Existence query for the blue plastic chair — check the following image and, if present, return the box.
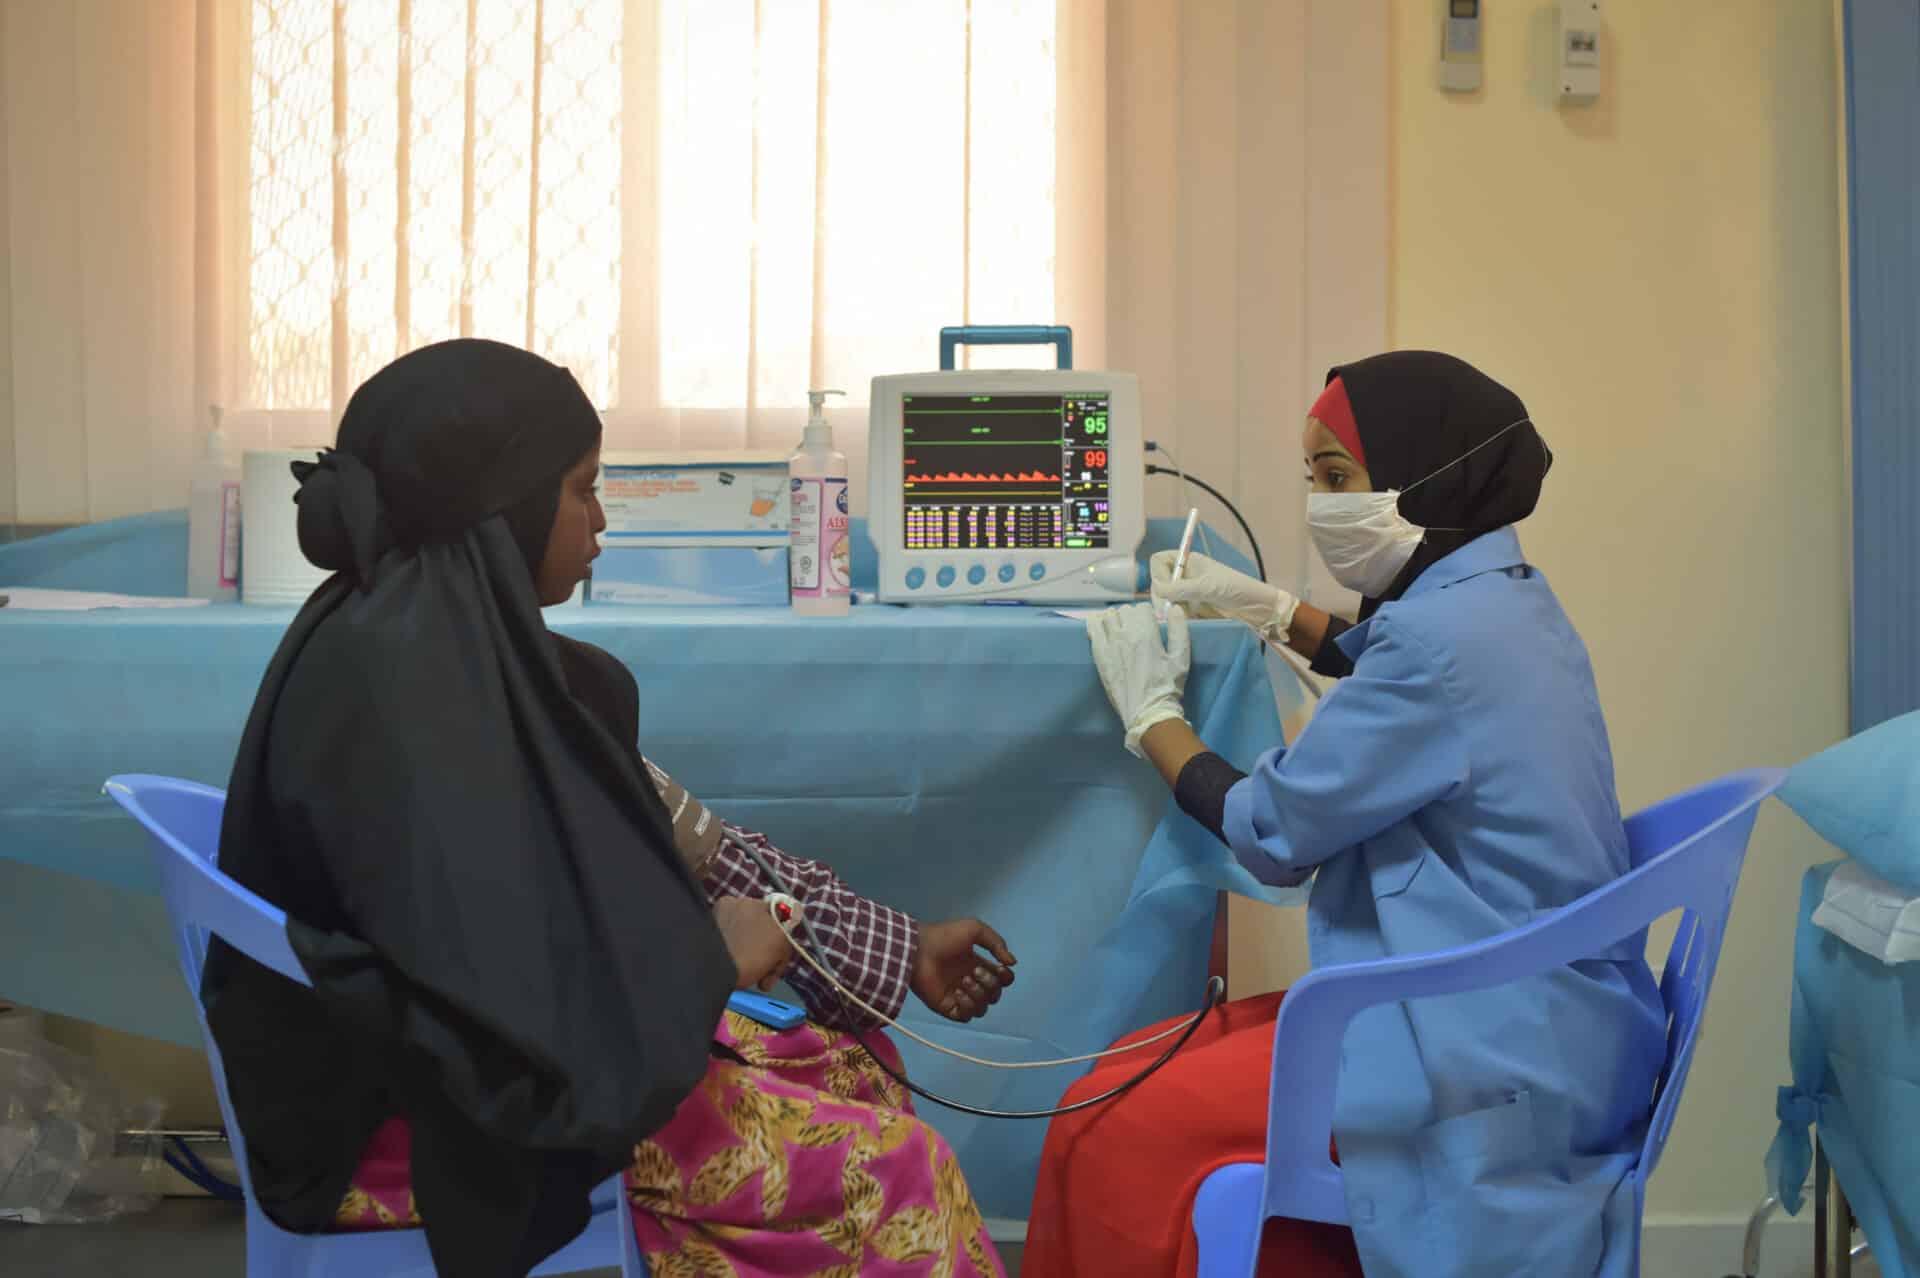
[104,774,639,1277]
[1190,767,1787,1278]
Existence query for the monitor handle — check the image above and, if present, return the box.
[938,325,1073,371]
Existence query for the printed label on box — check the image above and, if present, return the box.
[600,459,789,544]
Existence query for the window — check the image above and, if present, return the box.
[244,0,1060,428]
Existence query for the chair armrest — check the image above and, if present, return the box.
[171,853,309,987]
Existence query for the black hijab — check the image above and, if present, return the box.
[1329,350,1552,619]
[202,340,734,1277]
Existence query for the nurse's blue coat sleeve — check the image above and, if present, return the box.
[1221,615,1470,886]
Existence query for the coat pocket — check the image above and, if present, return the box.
[1413,1089,1537,1181]
[1405,1090,1619,1277]
[1403,1091,1548,1276]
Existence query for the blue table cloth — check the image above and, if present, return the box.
[1767,861,1920,1276]
[1,512,1300,1219]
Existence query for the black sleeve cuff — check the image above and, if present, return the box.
[1174,751,1248,846]
[1309,615,1355,679]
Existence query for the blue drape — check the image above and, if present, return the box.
[1844,0,1920,731]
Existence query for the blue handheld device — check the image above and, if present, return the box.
[727,989,806,1030]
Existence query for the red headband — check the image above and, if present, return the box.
[1309,376,1365,468]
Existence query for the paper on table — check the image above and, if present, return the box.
[1050,605,1172,622]
[0,587,211,611]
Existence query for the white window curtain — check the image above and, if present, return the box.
[2,0,1384,599]
[1102,0,1387,606]
[236,0,1074,495]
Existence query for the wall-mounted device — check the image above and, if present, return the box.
[1559,0,1601,103]
[1440,0,1482,93]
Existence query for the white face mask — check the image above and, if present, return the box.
[1306,416,1534,598]
[1306,491,1424,597]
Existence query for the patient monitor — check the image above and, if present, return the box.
[867,369,1145,604]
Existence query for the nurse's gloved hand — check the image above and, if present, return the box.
[1087,601,1190,758]
[1150,551,1299,644]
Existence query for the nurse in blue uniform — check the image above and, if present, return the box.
[1027,351,1666,1278]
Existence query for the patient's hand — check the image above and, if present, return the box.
[713,895,792,992]
[913,920,1017,1023]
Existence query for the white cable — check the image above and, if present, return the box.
[762,893,1204,1070]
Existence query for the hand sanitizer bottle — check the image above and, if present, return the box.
[789,389,850,616]
[187,405,242,601]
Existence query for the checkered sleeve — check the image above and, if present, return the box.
[699,823,920,1031]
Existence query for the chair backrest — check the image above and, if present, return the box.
[1620,769,1782,1185]
[1255,767,1785,1231]
[101,774,303,1213]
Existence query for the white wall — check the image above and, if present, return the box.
[1231,0,1849,1236]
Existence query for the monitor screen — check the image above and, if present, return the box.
[900,391,1111,551]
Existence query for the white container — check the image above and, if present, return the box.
[241,448,333,606]
[186,408,241,601]
[789,389,850,617]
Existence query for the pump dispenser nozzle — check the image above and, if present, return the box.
[803,389,846,448]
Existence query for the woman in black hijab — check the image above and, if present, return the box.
[1039,352,1662,1278]
[205,340,1010,1278]
[202,339,738,1275]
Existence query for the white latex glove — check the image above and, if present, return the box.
[1086,602,1191,757]
[1149,551,1299,644]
